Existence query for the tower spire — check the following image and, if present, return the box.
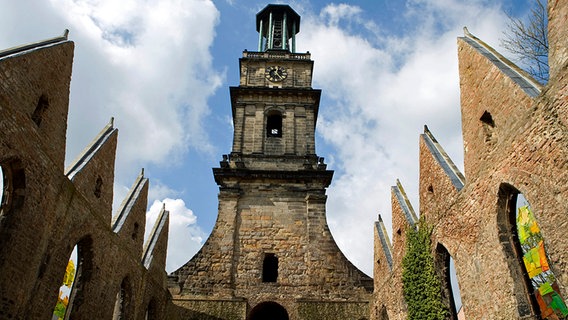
[256,4,300,52]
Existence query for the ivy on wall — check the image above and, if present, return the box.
[402,218,448,320]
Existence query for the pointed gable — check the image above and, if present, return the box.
[419,126,464,221]
[65,119,118,222]
[143,204,169,274]
[112,169,149,258]
[457,29,539,179]
[0,30,74,170]
[390,180,418,266]
[374,215,393,279]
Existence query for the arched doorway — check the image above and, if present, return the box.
[248,301,289,320]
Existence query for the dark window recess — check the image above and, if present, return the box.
[267,114,282,137]
[94,176,103,198]
[32,94,49,127]
[132,222,139,240]
[480,111,495,143]
[262,253,278,282]
[0,166,5,209]
[480,111,495,127]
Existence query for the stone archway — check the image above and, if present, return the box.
[248,301,289,320]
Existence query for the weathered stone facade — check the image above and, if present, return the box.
[168,5,373,319]
[4,1,568,319]
[373,1,568,319]
[0,34,171,319]
[0,4,373,320]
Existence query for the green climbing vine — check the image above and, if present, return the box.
[402,218,449,320]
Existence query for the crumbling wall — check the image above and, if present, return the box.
[0,36,171,319]
[373,3,568,318]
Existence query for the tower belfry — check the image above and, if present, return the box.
[256,4,300,52]
[169,4,373,319]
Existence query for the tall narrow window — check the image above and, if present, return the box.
[266,113,282,137]
[480,110,495,143]
[498,185,568,319]
[435,244,462,320]
[262,253,278,282]
[60,236,93,319]
[53,247,78,320]
[32,94,49,127]
[0,166,4,212]
[145,299,157,320]
[113,278,132,320]
[0,160,26,237]
[514,194,568,319]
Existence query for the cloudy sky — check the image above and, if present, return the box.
[0,0,533,275]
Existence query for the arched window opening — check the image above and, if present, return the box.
[515,194,568,319]
[145,299,157,320]
[113,277,132,320]
[58,236,94,319]
[248,301,288,320]
[266,113,282,137]
[53,246,78,320]
[94,176,103,198]
[377,305,389,320]
[480,111,495,143]
[435,244,462,320]
[132,222,139,241]
[32,94,49,127]
[0,160,26,237]
[449,258,463,318]
[0,166,4,211]
[498,185,568,319]
[262,253,278,283]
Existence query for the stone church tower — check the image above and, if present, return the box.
[167,4,373,320]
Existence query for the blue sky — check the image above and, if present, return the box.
[1,0,533,277]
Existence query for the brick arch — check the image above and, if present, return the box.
[496,183,541,318]
[248,301,289,320]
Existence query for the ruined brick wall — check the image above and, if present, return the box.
[373,4,568,318]
[0,38,172,319]
[372,182,417,320]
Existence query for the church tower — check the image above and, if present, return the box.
[168,5,373,320]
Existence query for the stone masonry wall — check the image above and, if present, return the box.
[372,183,417,320]
[0,39,171,319]
[170,172,372,320]
[373,8,568,319]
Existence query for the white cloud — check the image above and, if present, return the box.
[0,0,219,275]
[148,180,183,203]
[42,0,222,177]
[145,198,205,273]
[299,1,510,275]
[320,4,362,26]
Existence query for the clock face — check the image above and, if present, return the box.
[265,66,288,82]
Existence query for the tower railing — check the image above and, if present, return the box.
[243,50,311,60]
